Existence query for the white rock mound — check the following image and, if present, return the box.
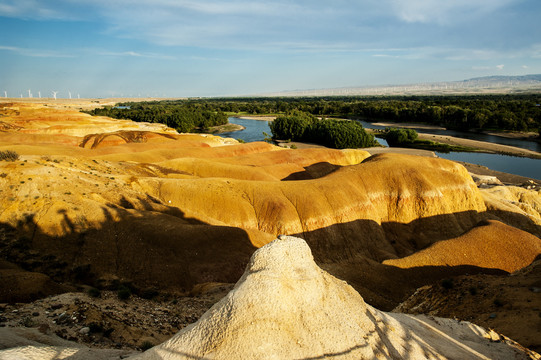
[135,236,532,360]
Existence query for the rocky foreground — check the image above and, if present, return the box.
[1,237,538,359]
[0,101,540,357]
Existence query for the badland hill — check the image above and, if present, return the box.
[0,101,540,357]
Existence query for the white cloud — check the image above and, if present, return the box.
[389,0,517,24]
[97,50,175,60]
[0,45,75,58]
[472,64,506,71]
[140,0,290,16]
[1,0,537,57]
[0,0,76,20]
[0,0,356,49]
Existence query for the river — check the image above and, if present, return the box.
[220,117,541,180]
[358,120,541,153]
[220,117,273,143]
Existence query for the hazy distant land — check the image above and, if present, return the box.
[258,74,541,97]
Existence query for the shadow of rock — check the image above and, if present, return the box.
[292,211,485,263]
[291,211,540,310]
[1,204,538,313]
[0,209,259,301]
[281,162,340,181]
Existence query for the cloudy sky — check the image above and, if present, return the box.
[1,0,540,97]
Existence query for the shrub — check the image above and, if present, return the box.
[140,289,159,300]
[140,341,154,351]
[384,128,418,146]
[441,278,454,289]
[87,287,101,298]
[270,110,315,141]
[21,316,35,327]
[88,322,104,334]
[117,285,132,300]
[0,150,19,162]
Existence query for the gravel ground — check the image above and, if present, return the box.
[0,285,232,351]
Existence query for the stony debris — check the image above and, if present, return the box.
[0,286,231,351]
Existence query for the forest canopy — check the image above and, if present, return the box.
[269,110,377,149]
[83,94,541,136]
[83,101,228,133]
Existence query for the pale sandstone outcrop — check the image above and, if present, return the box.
[481,185,541,237]
[482,186,541,223]
[0,328,134,360]
[134,236,533,360]
[469,172,504,186]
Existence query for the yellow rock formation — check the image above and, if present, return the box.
[1,101,539,310]
[383,220,541,272]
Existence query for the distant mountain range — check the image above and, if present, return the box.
[260,74,541,97]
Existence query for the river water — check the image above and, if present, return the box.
[358,120,541,152]
[220,117,273,143]
[220,117,541,180]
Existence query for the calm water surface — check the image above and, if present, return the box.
[220,117,541,180]
[358,120,541,152]
[220,117,271,142]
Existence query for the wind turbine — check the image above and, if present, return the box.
[38,91,41,98]
[68,91,72,99]
[77,94,80,99]
[3,91,6,98]
[52,91,58,100]
[28,89,32,98]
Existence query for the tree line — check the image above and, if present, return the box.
[84,101,228,133]
[83,95,541,136]
[208,94,541,134]
[269,110,377,149]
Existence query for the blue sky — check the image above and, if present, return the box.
[1,0,540,98]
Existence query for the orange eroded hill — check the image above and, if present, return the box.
[135,152,486,262]
[1,101,540,312]
[383,220,541,272]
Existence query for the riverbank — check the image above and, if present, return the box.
[207,123,245,134]
[482,130,540,141]
[371,121,446,131]
[416,133,541,159]
[367,120,540,142]
[238,115,276,121]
